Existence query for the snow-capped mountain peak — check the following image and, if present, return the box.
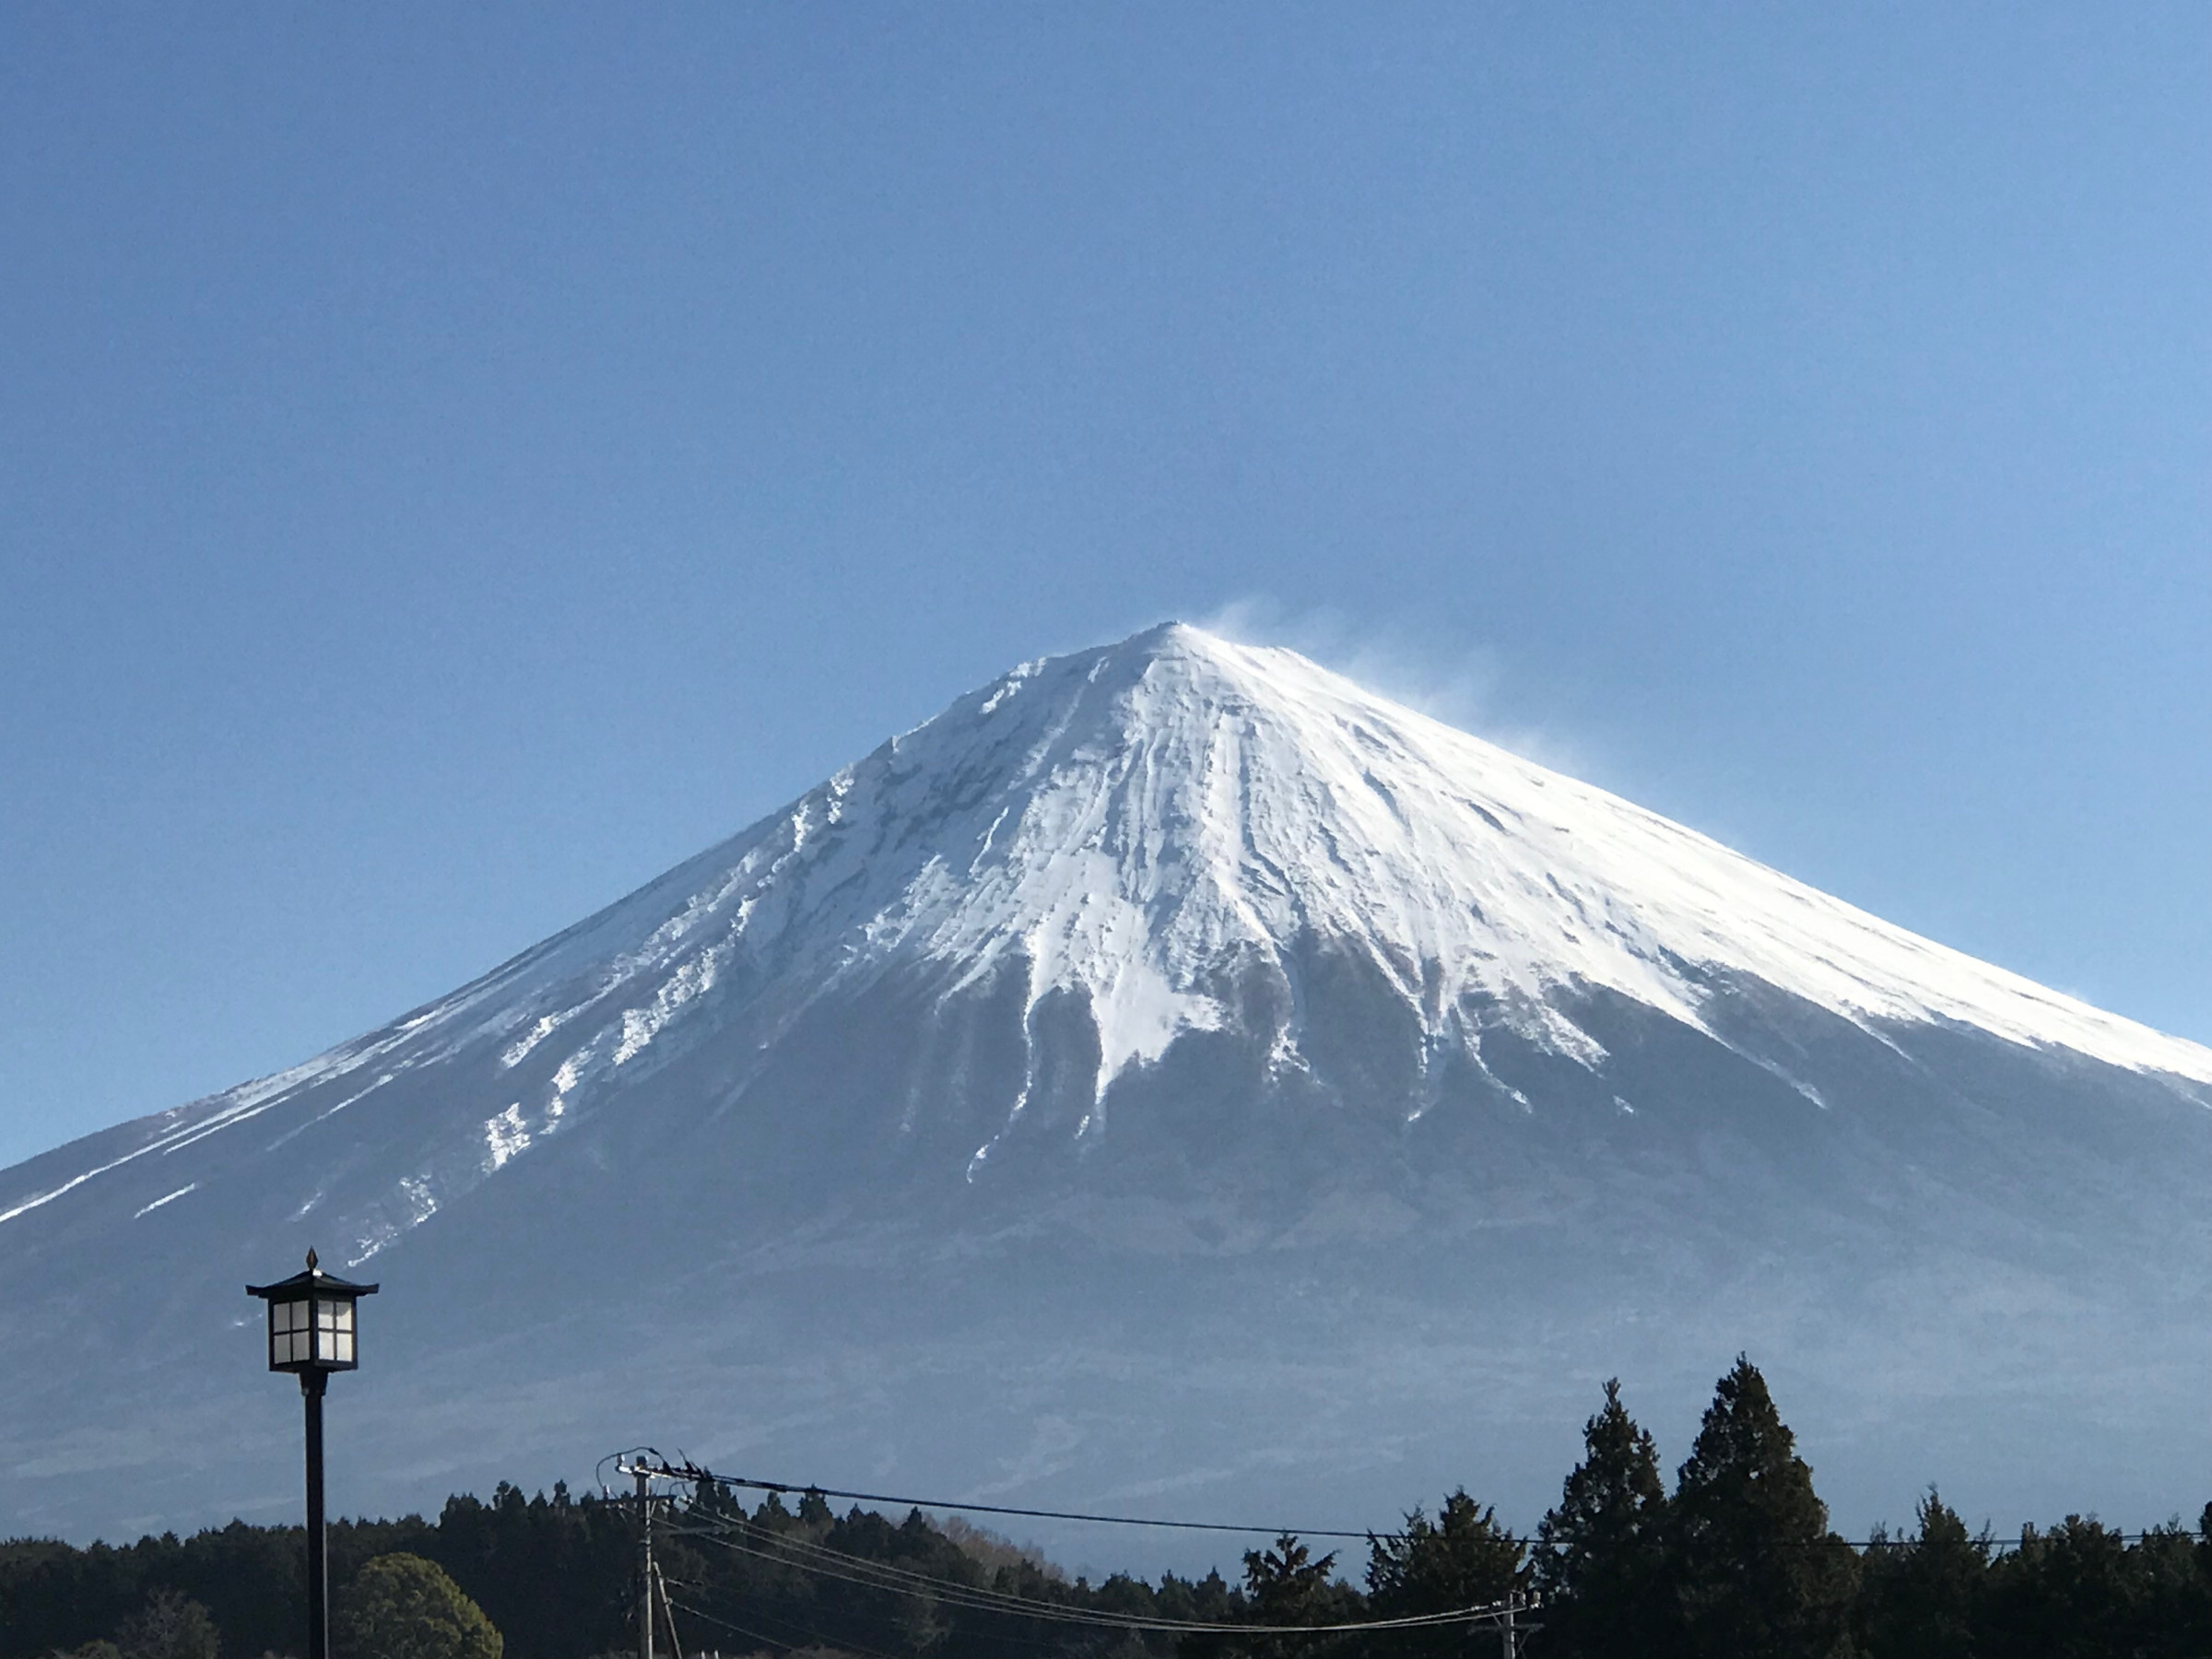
[13,622,2206,1258]
[6,622,2212,1548]
[456,619,2212,1116]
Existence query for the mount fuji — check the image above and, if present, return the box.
[6,623,2209,1558]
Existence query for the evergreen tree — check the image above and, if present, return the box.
[1158,1566,1241,1628]
[1236,1535,1357,1659]
[1534,1379,1677,1659]
[1852,1490,1986,1659]
[425,1483,629,1654]
[2119,1520,2212,1659]
[1244,1535,1339,1618]
[1978,1516,2140,1659]
[1669,1357,1855,1659]
[1368,1490,1525,1655]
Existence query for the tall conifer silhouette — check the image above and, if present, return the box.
[1368,1489,1525,1654]
[1853,1489,1987,1659]
[1535,1377,1678,1658]
[1670,1356,1856,1659]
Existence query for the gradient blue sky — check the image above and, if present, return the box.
[4,5,2206,1170]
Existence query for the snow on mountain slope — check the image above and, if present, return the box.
[417,620,2212,1098]
[6,621,2212,1549]
[7,622,2206,1259]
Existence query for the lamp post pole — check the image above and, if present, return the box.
[248,1249,376,1659]
[304,1369,329,1659]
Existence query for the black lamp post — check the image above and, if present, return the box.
[248,1249,378,1659]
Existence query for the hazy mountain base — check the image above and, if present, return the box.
[5,947,2207,1560]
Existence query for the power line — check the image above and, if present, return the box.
[667,1594,909,1659]
[670,1513,1194,1630]
[663,1503,1533,1636]
[612,1447,2208,1560]
[663,1459,1390,1541]
[664,1532,1128,1659]
[672,1554,1071,1659]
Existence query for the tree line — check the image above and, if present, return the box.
[8,1357,2212,1659]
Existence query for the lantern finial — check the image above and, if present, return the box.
[305,1248,319,1271]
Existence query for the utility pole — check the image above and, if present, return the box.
[636,1465,655,1659]
[1493,1592,1538,1659]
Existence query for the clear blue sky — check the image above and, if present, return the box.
[4,5,2206,1171]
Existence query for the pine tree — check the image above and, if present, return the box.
[1534,1378,1677,1659]
[1669,1357,1856,1659]
[1978,1515,2138,1658]
[1852,1490,1986,1659]
[1237,1535,1357,1659]
[1367,1489,1525,1655]
[2128,1519,2212,1655]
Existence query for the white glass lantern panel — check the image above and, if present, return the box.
[335,1331,354,1362]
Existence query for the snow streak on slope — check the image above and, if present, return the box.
[8,623,2206,1257]
[434,621,2212,1095]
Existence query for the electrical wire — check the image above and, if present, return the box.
[670,1517,1234,1631]
[670,1514,1188,1628]
[664,1509,1528,1635]
[615,1449,2207,1562]
[666,1594,909,1659]
[675,1464,1389,1541]
[673,1562,1060,1659]
[653,1560,687,1659]
[665,1537,1118,1659]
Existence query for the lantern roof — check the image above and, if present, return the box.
[246,1248,380,1302]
